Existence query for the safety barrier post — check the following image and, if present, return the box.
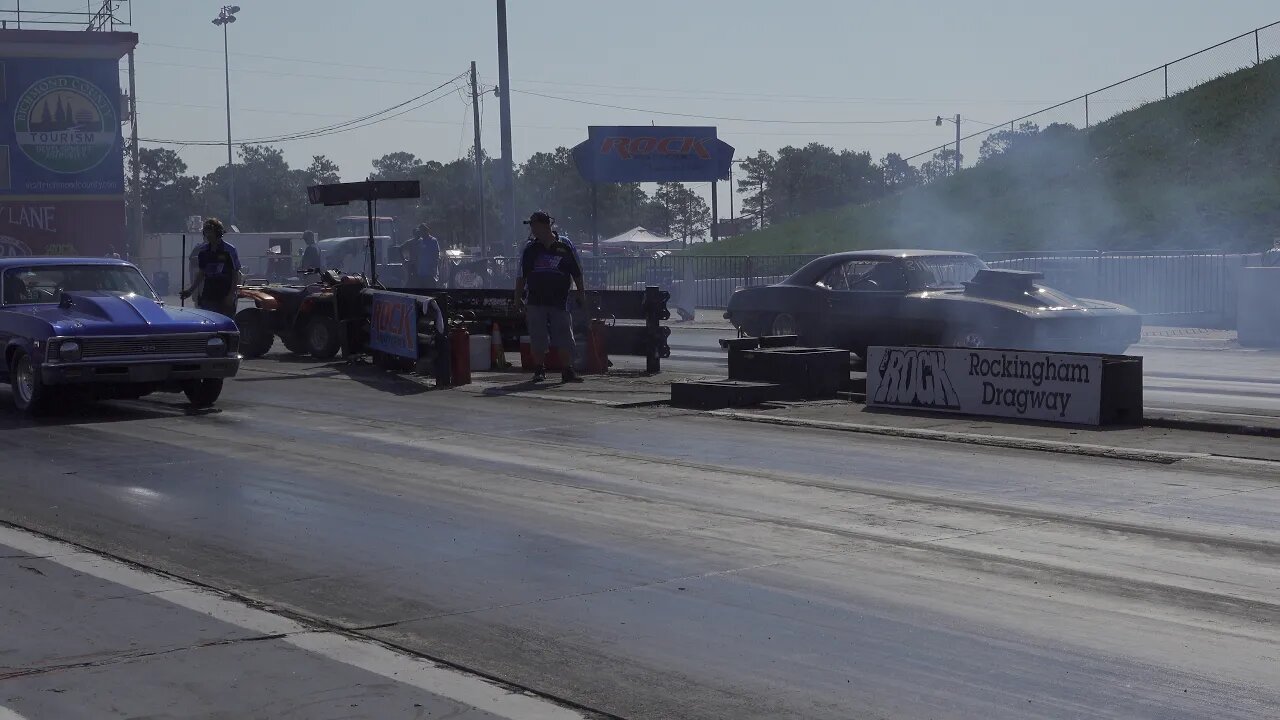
[643,285,667,374]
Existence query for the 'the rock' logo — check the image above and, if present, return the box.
[872,348,961,410]
[14,75,116,174]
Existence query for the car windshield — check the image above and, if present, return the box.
[2,264,157,305]
[903,256,988,290]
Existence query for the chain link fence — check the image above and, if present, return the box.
[905,21,1280,170]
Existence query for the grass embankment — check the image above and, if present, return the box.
[690,57,1280,255]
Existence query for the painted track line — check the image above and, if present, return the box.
[0,524,601,720]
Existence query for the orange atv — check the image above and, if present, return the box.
[235,268,367,359]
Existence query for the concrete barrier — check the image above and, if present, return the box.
[1237,267,1280,348]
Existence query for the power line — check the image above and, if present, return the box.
[141,71,468,147]
[511,89,938,125]
[139,41,462,79]
[131,59,446,88]
[137,41,1057,107]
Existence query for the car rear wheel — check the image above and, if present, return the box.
[234,308,274,359]
[947,328,989,349]
[183,378,223,408]
[768,312,798,337]
[10,351,55,415]
[305,317,343,359]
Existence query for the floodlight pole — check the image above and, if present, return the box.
[213,6,240,226]
[496,0,517,258]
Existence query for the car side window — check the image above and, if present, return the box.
[818,261,904,292]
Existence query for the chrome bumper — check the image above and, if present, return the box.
[41,356,241,385]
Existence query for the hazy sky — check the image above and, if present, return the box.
[25,1,1280,200]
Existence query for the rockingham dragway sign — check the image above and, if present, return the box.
[572,126,734,183]
[368,292,419,361]
[866,346,1112,426]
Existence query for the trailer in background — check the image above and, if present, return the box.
[131,231,306,296]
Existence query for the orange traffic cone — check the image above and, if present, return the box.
[490,322,511,370]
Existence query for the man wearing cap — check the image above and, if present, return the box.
[401,224,442,287]
[515,211,586,383]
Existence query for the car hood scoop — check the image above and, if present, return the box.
[57,292,178,325]
[961,269,1078,307]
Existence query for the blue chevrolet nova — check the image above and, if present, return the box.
[0,257,240,414]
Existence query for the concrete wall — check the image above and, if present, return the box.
[1237,267,1280,347]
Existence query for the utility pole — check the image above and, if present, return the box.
[496,0,517,257]
[954,113,961,175]
[127,49,141,258]
[710,181,718,242]
[470,61,487,256]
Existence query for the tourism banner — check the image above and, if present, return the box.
[0,57,125,196]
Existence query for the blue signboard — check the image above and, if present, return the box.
[0,57,124,195]
[572,126,734,183]
[369,292,419,360]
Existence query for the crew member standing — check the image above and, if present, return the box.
[402,223,442,286]
[180,218,242,318]
[515,211,586,383]
[299,231,323,272]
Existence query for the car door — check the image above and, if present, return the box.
[824,260,908,352]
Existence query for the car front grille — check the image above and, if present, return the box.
[80,336,210,359]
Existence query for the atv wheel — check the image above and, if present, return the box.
[280,330,309,355]
[183,378,224,408]
[305,317,343,359]
[234,308,275,359]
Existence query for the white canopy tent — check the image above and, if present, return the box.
[599,226,677,248]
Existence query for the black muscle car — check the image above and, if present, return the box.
[724,250,1141,356]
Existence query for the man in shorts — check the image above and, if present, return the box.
[514,211,585,383]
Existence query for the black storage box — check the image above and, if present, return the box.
[728,347,851,399]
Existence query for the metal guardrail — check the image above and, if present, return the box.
[569,251,1255,326]
[980,251,1249,326]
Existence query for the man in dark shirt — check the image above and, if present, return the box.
[180,218,241,317]
[299,231,322,272]
[515,211,586,383]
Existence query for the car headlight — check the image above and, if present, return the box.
[56,340,82,362]
[206,336,228,357]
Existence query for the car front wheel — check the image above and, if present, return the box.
[10,351,55,415]
[183,378,224,408]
